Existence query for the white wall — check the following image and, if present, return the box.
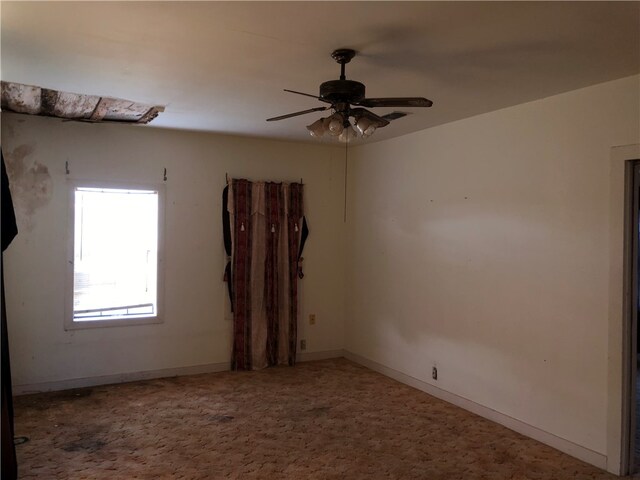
[1,113,346,388]
[345,75,640,460]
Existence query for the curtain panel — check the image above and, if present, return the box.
[227,179,304,370]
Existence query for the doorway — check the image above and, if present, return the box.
[627,160,640,476]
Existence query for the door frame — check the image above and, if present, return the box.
[624,160,640,474]
[608,144,640,475]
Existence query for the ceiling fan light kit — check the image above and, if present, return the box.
[338,124,358,143]
[327,113,345,136]
[306,110,379,141]
[306,118,325,138]
[357,119,376,137]
[268,49,433,141]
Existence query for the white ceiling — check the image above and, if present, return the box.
[1,1,639,144]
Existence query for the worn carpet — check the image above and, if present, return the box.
[14,358,625,479]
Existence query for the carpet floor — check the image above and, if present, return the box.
[14,358,625,479]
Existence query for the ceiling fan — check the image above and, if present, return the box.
[266,48,433,141]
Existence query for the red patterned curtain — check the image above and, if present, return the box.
[227,179,304,370]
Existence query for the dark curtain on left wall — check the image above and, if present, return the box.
[1,151,18,480]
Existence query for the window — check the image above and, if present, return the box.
[66,182,164,329]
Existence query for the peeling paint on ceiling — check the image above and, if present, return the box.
[0,81,164,125]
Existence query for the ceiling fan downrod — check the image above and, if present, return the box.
[331,48,356,81]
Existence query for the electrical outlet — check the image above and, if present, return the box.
[300,339,307,350]
[432,366,438,380]
[309,314,316,325]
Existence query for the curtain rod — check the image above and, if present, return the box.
[225,173,304,185]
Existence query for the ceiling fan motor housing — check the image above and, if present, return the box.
[319,80,365,104]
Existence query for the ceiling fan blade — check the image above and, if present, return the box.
[283,89,332,104]
[358,97,433,108]
[381,111,408,121]
[266,106,328,122]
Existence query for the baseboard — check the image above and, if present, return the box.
[344,350,608,471]
[13,349,345,395]
[297,349,345,363]
[13,361,231,395]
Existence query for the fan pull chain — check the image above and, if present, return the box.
[344,139,348,223]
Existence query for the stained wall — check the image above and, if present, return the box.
[1,113,346,388]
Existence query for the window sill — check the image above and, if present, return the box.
[64,315,163,331]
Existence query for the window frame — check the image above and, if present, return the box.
[64,179,166,330]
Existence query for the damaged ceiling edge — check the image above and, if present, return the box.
[0,81,165,125]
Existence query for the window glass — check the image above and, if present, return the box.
[72,186,159,323]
